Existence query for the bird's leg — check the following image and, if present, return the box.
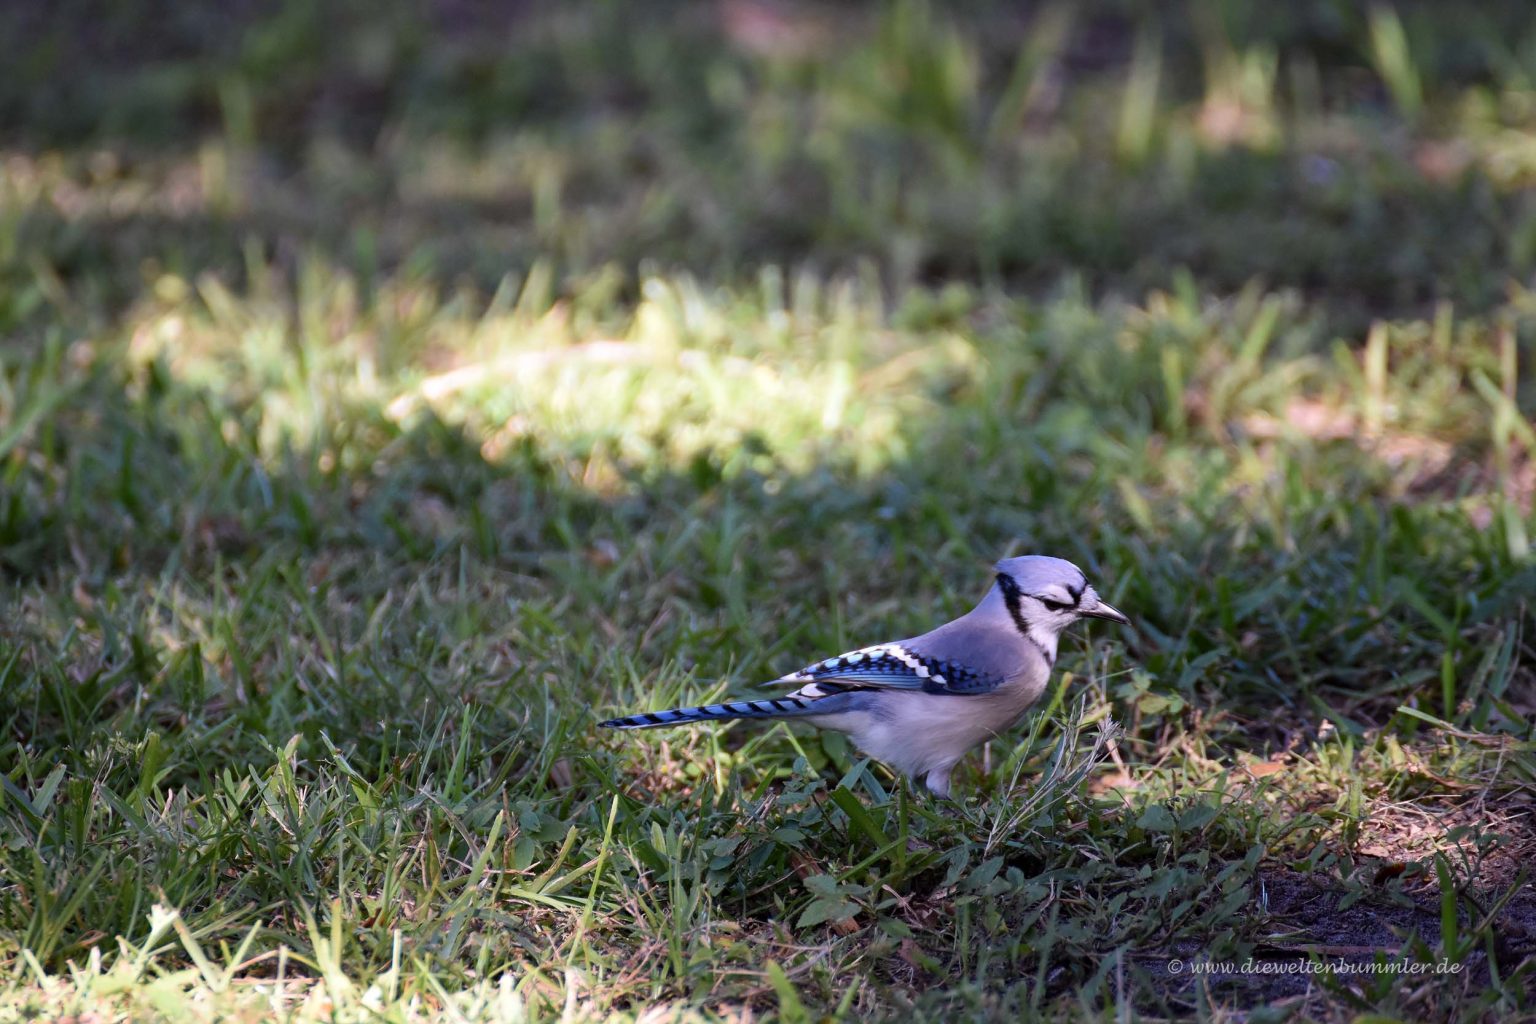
[924,767,952,799]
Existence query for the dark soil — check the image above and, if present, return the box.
[1145,869,1536,1013]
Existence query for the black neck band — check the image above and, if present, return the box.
[996,573,1053,664]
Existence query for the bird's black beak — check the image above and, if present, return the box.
[1081,600,1129,625]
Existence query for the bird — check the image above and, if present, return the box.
[600,555,1129,797]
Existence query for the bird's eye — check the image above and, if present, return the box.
[1039,597,1072,612]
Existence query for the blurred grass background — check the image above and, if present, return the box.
[2,1,1535,1020]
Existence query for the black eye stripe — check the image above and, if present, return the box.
[1039,597,1072,612]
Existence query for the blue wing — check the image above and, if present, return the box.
[769,642,1003,697]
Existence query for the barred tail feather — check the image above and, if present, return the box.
[599,694,839,730]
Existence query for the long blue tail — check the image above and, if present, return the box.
[600,693,846,730]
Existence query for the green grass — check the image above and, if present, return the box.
[3,2,1536,1021]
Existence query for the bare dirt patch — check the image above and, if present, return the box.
[1145,868,1536,1015]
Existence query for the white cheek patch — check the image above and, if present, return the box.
[1028,621,1062,663]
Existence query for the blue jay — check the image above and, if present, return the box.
[601,555,1129,797]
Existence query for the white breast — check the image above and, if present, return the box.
[808,676,1049,780]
